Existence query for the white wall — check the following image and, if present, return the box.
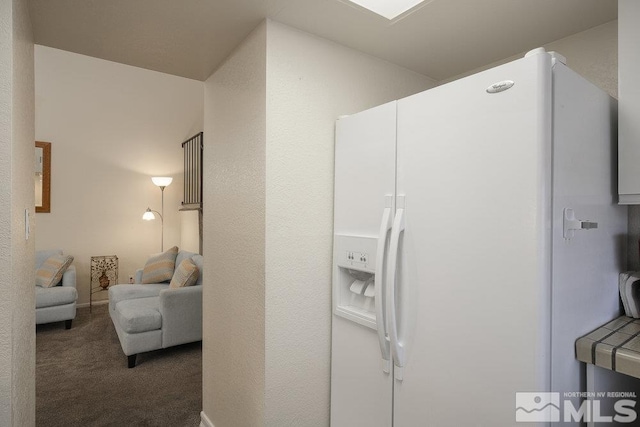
[264,21,436,426]
[0,0,35,425]
[201,19,435,427]
[35,46,203,304]
[203,23,267,427]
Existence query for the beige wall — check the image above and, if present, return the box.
[34,46,203,304]
[201,19,435,427]
[11,0,35,424]
[264,21,436,426]
[0,0,13,416]
[544,20,618,99]
[202,23,267,427]
[180,210,200,254]
[0,0,35,425]
[443,20,618,97]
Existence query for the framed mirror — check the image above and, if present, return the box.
[35,141,51,213]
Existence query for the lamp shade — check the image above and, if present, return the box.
[142,208,156,221]
[151,177,173,187]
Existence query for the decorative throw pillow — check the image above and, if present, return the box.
[169,258,199,289]
[36,254,74,288]
[141,246,179,284]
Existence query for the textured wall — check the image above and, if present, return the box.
[0,0,14,422]
[11,0,35,424]
[544,21,618,99]
[35,46,203,304]
[0,0,35,425]
[442,20,618,97]
[202,23,266,427]
[263,21,436,426]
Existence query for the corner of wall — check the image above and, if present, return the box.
[3,0,36,425]
[202,20,267,427]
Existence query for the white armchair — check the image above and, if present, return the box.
[109,250,203,367]
[35,249,77,329]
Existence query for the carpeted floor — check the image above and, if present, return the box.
[36,304,201,427]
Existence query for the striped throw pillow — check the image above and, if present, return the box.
[169,258,199,289]
[141,246,179,284]
[36,254,74,288]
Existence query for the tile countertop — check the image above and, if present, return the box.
[576,316,640,379]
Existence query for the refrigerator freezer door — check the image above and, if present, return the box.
[331,102,396,426]
[333,101,397,238]
[393,53,553,425]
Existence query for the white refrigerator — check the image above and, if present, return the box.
[330,49,627,426]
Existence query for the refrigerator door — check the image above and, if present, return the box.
[331,102,396,426]
[393,53,553,426]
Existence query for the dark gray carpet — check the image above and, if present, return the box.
[36,305,201,427]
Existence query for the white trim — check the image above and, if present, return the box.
[200,411,214,427]
[339,0,432,21]
[619,193,640,204]
[77,300,109,309]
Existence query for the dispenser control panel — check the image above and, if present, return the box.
[335,235,376,272]
[346,251,368,266]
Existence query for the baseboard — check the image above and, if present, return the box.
[77,300,109,309]
[200,411,214,427]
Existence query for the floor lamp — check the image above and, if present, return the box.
[143,176,172,252]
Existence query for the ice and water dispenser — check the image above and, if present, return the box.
[333,234,379,330]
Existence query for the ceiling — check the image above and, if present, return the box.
[28,0,617,82]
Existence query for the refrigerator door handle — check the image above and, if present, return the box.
[387,197,406,381]
[375,196,393,373]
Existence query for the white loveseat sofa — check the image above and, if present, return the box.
[35,249,77,329]
[108,250,203,368]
